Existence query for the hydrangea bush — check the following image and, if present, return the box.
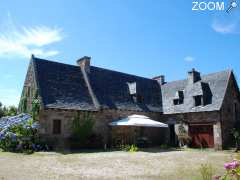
[0,114,47,153]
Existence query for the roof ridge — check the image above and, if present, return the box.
[91,66,156,82]
[33,56,157,82]
[162,69,232,86]
[32,56,78,68]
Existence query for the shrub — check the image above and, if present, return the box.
[178,123,192,147]
[0,119,46,153]
[120,144,138,152]
[69,112,96,149]
[199,163,215,180]
[129,144,138,152]
[160,144,169,149]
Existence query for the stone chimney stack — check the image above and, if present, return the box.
[77,56,91,73]
[188,68,201,84]
[153,75,165,85]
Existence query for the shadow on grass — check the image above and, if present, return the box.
[4,146,230,155]
[138,147,182,153]
[56,148,119,155]
[55,146,182,155]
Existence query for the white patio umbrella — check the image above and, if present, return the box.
[109,114,168,128]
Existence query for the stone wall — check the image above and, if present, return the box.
[19,60,38,113]
[38,107,225,149]
[161,111,222,149]
[220,73,240,148]
[213,122,222,150]
[38,108,167,149]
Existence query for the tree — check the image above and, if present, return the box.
[6,106,17,116]
[0,102,17,118]
[0,102,4,118]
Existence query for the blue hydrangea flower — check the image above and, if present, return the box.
[0,131,6,140]
[31,122,40,129]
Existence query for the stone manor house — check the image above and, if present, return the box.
[20,55,240,149]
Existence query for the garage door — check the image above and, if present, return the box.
[189,125,214,148]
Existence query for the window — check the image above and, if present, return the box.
[127,82,136,95]
[53,119,61,134]
[173,99,178,105]
[173,98,184,105]
[194,95,203,106]
[173,91,184,105]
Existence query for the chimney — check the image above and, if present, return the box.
[77,56,91,73]
[153,75,165,85]
[188,68,201,84]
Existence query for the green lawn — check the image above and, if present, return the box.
[0,148,236,180]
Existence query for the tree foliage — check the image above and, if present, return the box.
[31,90,40,121]
[19,89,28,113]
[0,102,17,118]
[18,88,40,121]
[71,112,95,143]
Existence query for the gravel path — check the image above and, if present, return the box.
[0,149,234,180]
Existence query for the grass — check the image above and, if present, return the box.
[0,148,236,180]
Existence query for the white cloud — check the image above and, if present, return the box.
[212,20,240,34]
[212,22,236,34]
[0,14,63,58]
[184,56,195,62]
[19,26,63,47]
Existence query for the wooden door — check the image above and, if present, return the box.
[189,125,214,148]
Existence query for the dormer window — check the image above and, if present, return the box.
[173,91,184,105]
[194,95,203,106]
[127,82,144,103]
[127,82,136,95]
[173,99,183,105]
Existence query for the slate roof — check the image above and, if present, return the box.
[32,57,162,112]
[161,70,232,114]
[89,66,162,112]
[33,58,96,111]
[31,56,235,114]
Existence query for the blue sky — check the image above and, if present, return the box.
[0,0,239,106]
